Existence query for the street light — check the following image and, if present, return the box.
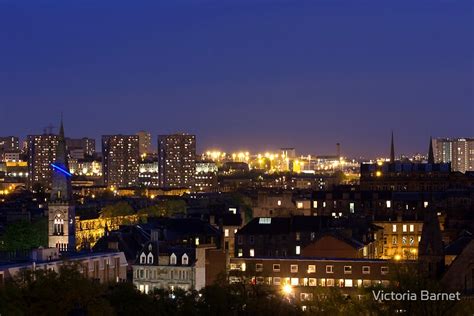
[282,284,293,296]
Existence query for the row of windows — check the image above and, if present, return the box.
[391,224,419,233]
[230,276,390,288]
[135,268,191,281]
[232,263,388,275]
[385,235,420,245]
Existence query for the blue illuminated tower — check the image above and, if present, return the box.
[48,119,76,252]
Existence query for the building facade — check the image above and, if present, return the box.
[373,216,424,260]
[0,248,128,285]
[27,134,58,190]
[102,135,140,188]
[137,131,152,156]
[66,137,96,158]
[194,161,218,193]
[229,257,393,304]
[433,137,474,173]
[158,133,196,189]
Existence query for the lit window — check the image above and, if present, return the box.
[307,265,316,273]
[327,279,334,287]
[386,200,391,208]
[344,279,353,287]
[392,236,397,245]
[424,201,429,208]
[326,265,333,273]
[392,224,397,233]
[313,201,318,208]
[224,229,229,237]
[349,202,355,213]
[409,224,414,232]
[295,246,301,255]
[277,200,282,206]
[297,202,303,209]
[290,265,298,273]
[308,278,316,286]
[259,218,272,224]
[403,225,407,233]
[250,249,255,257]
[238,249,243,257]
[291,278,299,286]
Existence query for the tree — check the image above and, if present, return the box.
[0,218,47,251]
[0,263,113,316]
[138,200,186,218]
[100,201,134,218]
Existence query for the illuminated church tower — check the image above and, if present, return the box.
[48,119,75,252]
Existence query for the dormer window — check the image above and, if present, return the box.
[147,253,153,264]
[140,252,146,264]
[170,253,177,265]
[182,253,189,265]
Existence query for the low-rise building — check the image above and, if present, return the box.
[132,238,226,293]
[0,248,128,285]
[229,256,393,303]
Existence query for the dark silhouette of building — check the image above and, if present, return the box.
[418,210,444,278]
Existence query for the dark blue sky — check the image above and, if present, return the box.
[0,0,472,157]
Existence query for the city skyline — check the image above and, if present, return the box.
[1,0,472,157]
[1,126,471,160]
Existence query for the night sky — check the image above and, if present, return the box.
[0,0,472,158]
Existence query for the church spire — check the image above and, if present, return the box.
[428,136,434,164]
[390,131,395,163]
[50,117,72,202]
[59,115,65,140]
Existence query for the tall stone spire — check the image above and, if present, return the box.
[428,136,434,164]
[418,210,444,278]
[390,131,395,163]
[50,117,72,202]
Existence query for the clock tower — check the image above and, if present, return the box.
[48,119,75,252]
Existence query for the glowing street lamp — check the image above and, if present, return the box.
[282,284,293,296]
